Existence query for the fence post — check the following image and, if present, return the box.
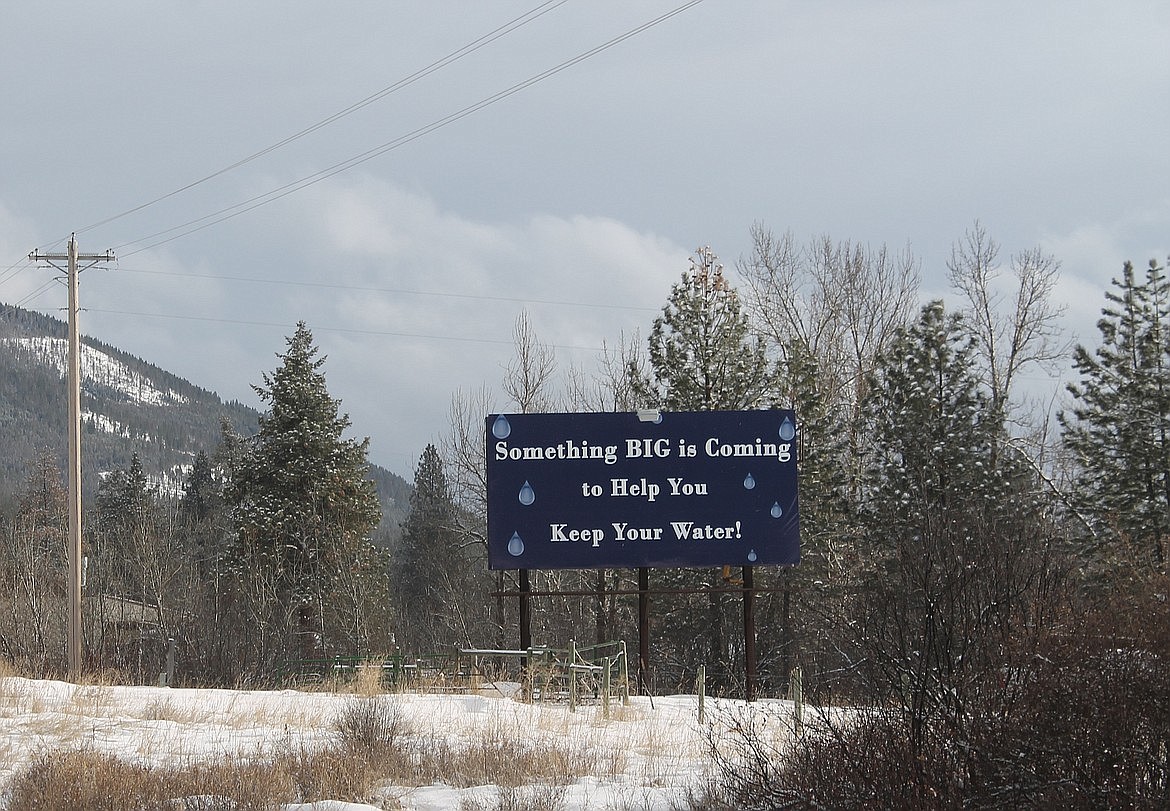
[569,640,578,712]
[619,641,630,705]
[603,658,612,719]
[790,665,803,735]
[697,665,706,725]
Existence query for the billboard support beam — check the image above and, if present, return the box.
[743,565,757,701]
[494,573,781,701]
[638,567,650,695]
[518,569,532,654]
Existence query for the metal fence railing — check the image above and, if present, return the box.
[277,640,630,712]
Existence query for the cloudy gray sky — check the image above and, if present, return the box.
[2,1,1168,476]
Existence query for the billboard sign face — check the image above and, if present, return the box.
[486,410,799,570]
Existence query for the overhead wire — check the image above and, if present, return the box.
[112,265,659,314]
[53,0,573,248]
[0,258,34,290]
[84,306,608,353]
[114,0,704,256]
[12,2,572,303]
[15,2,701,344]
[3,252,63,308]
[13,277,60,310]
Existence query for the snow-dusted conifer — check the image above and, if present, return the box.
[855,300,1050,747]
[227,321,381,661]
[629,246,774,410]
[393,443,475,652]
[1062,259,1170,570]
[626,247,776,691]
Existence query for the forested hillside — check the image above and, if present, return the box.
[0,303,409,525]
[0,312,410,686]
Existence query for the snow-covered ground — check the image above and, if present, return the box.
[0,676,797,810]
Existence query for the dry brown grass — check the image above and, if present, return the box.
[346,658,389,696]
[6,745,399,811]
[6,687,657,810]
[137,696,188,723]
[8,691,610,807]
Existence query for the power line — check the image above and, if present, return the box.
[13,277,59,310]
[12,4,699,332]
[114,0,705,256]
[85,306,608,353]
[49,0,573,249]
[112,265,659,314]
[0,257,35,291]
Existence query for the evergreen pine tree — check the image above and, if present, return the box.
[854,301,1053,748]
[95,452,152,533]
[89,452,188,676]
[180,450,221,526]
[630,246,774,410]
[227,322,381,663]
[393,444,474,652]
[862,302,1003,527]
[627,247,778,691]
[16,449,67,545]
[765,338,851,683]
[1061,259,1170,571]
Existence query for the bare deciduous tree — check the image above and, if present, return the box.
[1,451,67,673]
[947,220,1067,426]
[564,331,646,414]
[441,383,493,531]
[502,312,558,414]
[738,224,920,420]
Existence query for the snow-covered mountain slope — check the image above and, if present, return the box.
[6,336,190,407]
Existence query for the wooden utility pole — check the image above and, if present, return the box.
[29,234,115,679]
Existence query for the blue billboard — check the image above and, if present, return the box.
[486,410,799,570]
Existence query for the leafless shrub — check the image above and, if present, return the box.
[690,585,1170,810]
[332,695,408,758]
[963,587,1170,808]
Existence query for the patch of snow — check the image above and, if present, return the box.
[6,337,189,406]
[83,410,134,438]
[0,678,803,811]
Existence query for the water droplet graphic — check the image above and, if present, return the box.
[747,549,758,563]
[778,416,795,442]
[770,502,783,519]
[743,473,756,490]
[518,481,535,506]
[492,415,511,439]
[507,532,525,556]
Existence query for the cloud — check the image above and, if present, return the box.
[0,201,51,307]
[104,175,694,474]
[1040,208,1170,346]
[288,175,688,348]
